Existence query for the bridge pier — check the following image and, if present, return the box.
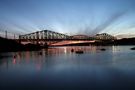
[18,35,21,44]
[36,31,39,45]
[44,42,49,48]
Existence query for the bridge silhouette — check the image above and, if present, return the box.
[18,30,115,46]
[0,29,116,46]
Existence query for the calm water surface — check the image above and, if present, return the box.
[0,46,135,90]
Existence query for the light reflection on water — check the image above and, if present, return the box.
[0,46,135,89]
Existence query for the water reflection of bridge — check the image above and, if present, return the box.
[19,30,115,46]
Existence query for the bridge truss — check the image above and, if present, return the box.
[19,30,70,41]
[19,30,116,45]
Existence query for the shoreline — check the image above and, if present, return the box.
[1,37,135,52]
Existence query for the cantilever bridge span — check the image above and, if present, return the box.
[19,30,95,45]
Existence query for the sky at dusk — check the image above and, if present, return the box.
[0,0,135,36]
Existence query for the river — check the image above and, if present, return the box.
[0,46,135,90]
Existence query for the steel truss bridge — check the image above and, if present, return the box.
[19,30,115,45]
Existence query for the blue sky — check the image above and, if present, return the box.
[0,0,135,36]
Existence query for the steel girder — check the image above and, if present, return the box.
[19,30,70,40]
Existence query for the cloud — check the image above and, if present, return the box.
[78,11,127,36]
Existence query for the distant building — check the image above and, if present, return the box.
[94,33,116,40]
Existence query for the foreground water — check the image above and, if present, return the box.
[0,46,135,90]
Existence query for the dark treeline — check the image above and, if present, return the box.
[94,38,135,46]
[92,38,135,46]
[0,37,42,52]
[114,38,135,45]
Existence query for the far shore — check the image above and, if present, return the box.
[1,37,135,52]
